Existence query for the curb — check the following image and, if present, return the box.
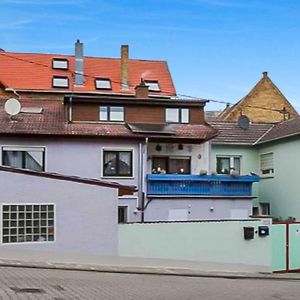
[0,260,299,281]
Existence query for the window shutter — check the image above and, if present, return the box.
[260,153,274,173]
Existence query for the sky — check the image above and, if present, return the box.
[0,0,300,111]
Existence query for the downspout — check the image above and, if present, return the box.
[139,138,148,223]
[68,96,73,123]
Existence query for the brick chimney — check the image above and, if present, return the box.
[262,71,268,78]
[75,39,84,86]
[121,45,129,90]
[135,78,149,98]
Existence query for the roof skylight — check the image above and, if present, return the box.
[95,78,112,90]
[144,80,161,92]
[52,58,69,70]
[52,76,69,88]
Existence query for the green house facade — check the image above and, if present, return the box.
[210,119,300,220]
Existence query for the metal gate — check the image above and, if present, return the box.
[272,222,300,272]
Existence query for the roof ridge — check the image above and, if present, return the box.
[1,51,167,63]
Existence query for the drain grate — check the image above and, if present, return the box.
[10,287,46,294]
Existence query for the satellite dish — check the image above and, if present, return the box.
[238,115,250,130]
[4,98,21,116]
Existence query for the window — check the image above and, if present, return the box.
[144,80,160,92]
[216,156,241,174]
[95,78,112,90]
[260,153,274,175]
[52,58,68,70]
[260,203,270,215]
[103,150,133,177]
[2,147,45,172]
[118,206,128,223]
[165,108,189,123]
[99,106,124,122]
[52,76,69,88]
[152,156,191,174]
[2,204,55,244]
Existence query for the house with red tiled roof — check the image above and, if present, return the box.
[0,40,259,230]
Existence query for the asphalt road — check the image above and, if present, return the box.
[0,266,299,300]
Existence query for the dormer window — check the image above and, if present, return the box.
[52,76,69,88]
[95,78,112,90]
[52,58,68,70]
[144,80,160,92]
[165,108,189,123]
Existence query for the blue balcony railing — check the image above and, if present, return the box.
[147,174,260,197]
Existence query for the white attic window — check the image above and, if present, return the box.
[52,76,69,88]
[95,78,112,90]
[52,58,69,70]
[144,80,161,92]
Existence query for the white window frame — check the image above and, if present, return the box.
[260,152,274,177]
[165,108,190,124]
[1,146,47,172]
[95,78,112,90]
[52,58,69,70]
[99,106,125,122]
[216,155,241,174]
[144,80,161,92]
[1,203,56,245]
[101,147,135,179]
[52,76,69,88]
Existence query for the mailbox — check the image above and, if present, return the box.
[243,226,254,240]
[258,226,269,237]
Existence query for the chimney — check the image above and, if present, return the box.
[121,45,129,90]
[75,39,84,86]
[262,71,268,78]
[135,78,149,98]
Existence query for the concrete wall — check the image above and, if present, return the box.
[0,170,118,256]
[119,219,272,271]
[144,198,253,221]
[258,138,300,220]
[211,145,260,206]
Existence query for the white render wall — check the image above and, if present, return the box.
[0,170,118,256]
[0,136,140,187]
[147,142,210,175]
[144,198,253,222]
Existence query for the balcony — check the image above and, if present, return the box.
[147,174,259,197]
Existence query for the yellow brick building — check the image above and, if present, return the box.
[218,72,298,123]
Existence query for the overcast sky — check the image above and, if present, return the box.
[1,0,299,111]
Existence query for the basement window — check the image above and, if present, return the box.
[52,76,69,88]
[260,203,270,216]
[2,204,55,244]
[95,78,112,90]
[52,58,69,70]
[144,80,161,92]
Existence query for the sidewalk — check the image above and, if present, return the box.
[0,250,299,280]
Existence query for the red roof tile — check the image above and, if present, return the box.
[0,52,176,96]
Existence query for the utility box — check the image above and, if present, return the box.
[258,226,269,237]
[243,226,254,240]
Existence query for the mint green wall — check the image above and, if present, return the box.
[211,145,260,205]
[258,139,300,220]
[119,220,272,271]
